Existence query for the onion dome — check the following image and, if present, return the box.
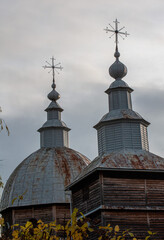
[0,147,90,211]
[109,49,127,80]
[48,89,60,101]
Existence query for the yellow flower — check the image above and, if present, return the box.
[0,217,4,225]
[12,230,19,239]
[114,225,119,232]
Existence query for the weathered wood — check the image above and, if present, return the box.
[71,170,164,239]
[102,210,164,239]
[72,177,101,214]
[1,204,70,226]
[102,177,164,209]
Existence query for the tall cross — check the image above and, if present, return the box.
[104,19,129,48]
[43,57,63,87]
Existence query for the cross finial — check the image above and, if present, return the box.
[43,57,63,89]
[104,19,129,49]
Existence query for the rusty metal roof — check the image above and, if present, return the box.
[67,149,164,189]
[0,147,90,212]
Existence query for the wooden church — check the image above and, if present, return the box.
[67,20,164,239]
[1,19,164,239]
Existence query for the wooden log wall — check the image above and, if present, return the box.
[147,180,164,207]
[10,204,70,226]
[102,210,164,239]
[56,205,70,225]
[102,177,164,209]
[13,205,53,225]
[33,206,53,222]
[72,176,101,214]
[103,177,146,208]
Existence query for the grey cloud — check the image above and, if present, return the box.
[1,0,164,186]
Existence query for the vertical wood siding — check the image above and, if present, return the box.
[97,122,145,155]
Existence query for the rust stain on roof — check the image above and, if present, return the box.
[55,148,71,186]
[73,150,164,185]
[121,110,134,119]
[1,147,90,211]
[105,151,164,170]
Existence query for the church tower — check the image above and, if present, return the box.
[94,19,149,155]
[0,57,90,227]
[38,58,70,148]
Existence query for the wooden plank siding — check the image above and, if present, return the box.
[102,211,164,239]
[147,180,164,206]
[71,171,164,238]
[13,206,53,225]
[56,205,70,225]
[103,177,146,208]
[102,177,164,209]
[72,177,101,214]
[3,204,70,226]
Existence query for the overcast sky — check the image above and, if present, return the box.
[1,0,164,186]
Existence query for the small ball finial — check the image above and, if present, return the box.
[114,50,120,59]
[51,83,56,89]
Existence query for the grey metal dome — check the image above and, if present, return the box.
[0,147,90,211]
[48,89,60,101]
[109,60,127,80]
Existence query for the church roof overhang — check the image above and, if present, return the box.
[105,86,133,94]
[94,118,149,130]
[94,109,150,129]
[66,150,164,190]
[66,167,164,191]
[38,119,71,132]
[45,101,63,112]
[94,118,150,130]
[106,79,133,94]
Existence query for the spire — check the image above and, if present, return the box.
[38,57,70,148]
[43,57,62,103]
[94,20,150,156]
[104,19,129,80]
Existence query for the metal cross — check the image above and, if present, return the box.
[43,57,63,86]
[104,19,129,47]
